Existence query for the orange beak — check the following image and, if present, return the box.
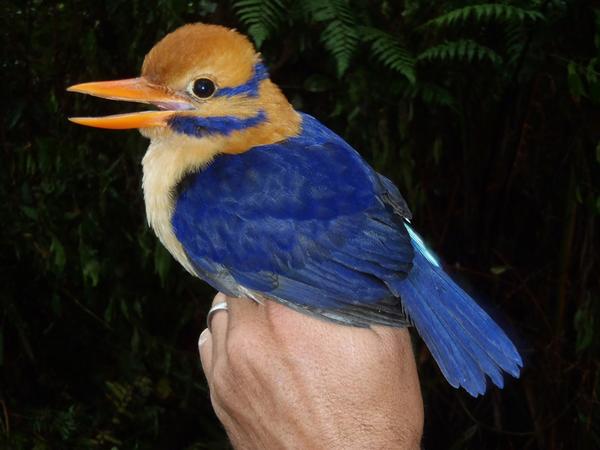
[67,78,192,129]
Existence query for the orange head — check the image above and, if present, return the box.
[68,23,300,154]
[68,24,303,277]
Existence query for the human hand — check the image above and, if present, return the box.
[198,293,424,450]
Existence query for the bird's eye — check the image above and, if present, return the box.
[191,78,216,98]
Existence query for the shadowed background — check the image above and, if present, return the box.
[1,0,599,448]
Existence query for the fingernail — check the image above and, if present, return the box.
[214,292,227,303]
[198,328,210,347]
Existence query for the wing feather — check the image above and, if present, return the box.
[173,114,414,325]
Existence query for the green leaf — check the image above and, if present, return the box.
[419,39,502,66]
[233,0,288,47]
[360,27,416,84]
[303,0,359,76]
[568,61,585,98]
[574,298,597,353]
[82,258,101,287]
[131,327,140,352]
[425,4,545,28]
[7,99,25,129]
[51,293,62,316]
[490,265,509,275]
[21,205,39,221]
[156,377,172,400]
[50,235,66,273]
[406,82,456,108]
[154,241,172,286]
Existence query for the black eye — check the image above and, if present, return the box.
[192,78,216,98]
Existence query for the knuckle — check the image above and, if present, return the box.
[211,359,232,392]
[209,391,232,423]
[210,360,245,411]
[225,332,256,367]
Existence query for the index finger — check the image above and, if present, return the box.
[226,292,261,325]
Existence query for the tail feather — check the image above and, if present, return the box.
[393,270,489,396]
[391,225,522,396]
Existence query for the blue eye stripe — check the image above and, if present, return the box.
[214,63,269,98]
[167,63,269,137]
[168,110,267,137]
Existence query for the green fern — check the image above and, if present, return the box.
[425,3,545,28]
[233,0,288,47]
[504,22,528,67]
[302,0,358,76]
[360,27,416,84]
[406,82,456,108]
[418,39,503,65]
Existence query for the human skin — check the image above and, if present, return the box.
[198,292,424,450]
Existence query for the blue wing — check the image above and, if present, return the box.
[172,114,413,326]
[172,113,523,394]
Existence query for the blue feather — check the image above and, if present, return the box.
[390,224,523,396]
[168,63,269,138]
[169,110,266,138]
[172,113,522,396]
[214,62,269,98]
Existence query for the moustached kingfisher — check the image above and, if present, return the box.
[68,23,522,396]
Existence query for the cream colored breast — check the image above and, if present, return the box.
[141,135,220,276]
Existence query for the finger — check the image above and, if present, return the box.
[208,292,230,362]
[209,292,229,339]
[226,293,260,324]
[198,328,213,382]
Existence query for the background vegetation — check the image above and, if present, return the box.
[1,0,599,448]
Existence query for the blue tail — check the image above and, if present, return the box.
[392,224,523,397]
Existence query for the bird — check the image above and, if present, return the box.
[68,23,522,396]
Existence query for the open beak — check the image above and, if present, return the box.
[67,77,191,129]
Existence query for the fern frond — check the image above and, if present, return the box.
[504,22,527,67]
[425,4,545,28]
[418,39,503,65]
[302,0,358,76]
[405,82,456,108]
[233,0,288,48]
[360,27,416,84]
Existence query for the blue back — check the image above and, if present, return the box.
[172,114,414,308]
[171,113,523,396]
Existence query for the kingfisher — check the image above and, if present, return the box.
[68,23,522,396]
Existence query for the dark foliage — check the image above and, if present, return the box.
[1,0,599,448]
